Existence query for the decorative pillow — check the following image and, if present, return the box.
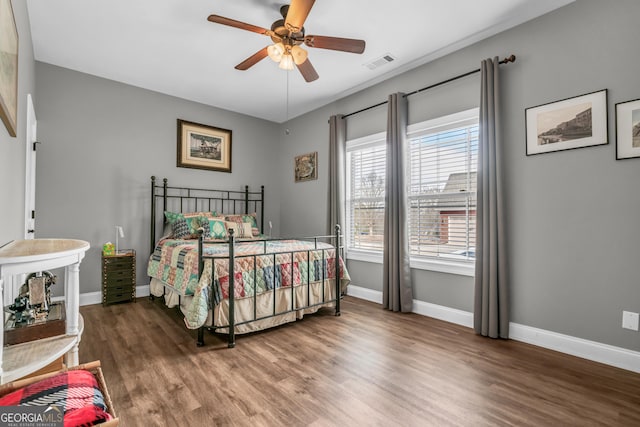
[226,213,260,237]
[225,221,253,238]
[171,218,192,239]
[164,211,184,224]
[165,211,218,224]
[172,216,209,239]
[241,222,253,238]
[243,213,260,236]
[199,220,211,239]
[185,211,217,218]
[208,218,227,239]
[224,214,243,225]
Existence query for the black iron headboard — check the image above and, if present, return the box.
[150,176,264,252]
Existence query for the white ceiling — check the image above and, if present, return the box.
[26,0,573,123]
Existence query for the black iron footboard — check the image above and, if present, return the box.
[196,225,343,348]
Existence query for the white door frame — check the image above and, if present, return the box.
[24,94,37,240]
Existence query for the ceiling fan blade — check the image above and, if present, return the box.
[285,0,315,33]
[304,35,366,54]
[296,58,319,82]
[208,15,271,36]
[235,47,269,70]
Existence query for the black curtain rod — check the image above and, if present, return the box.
[342,54,516,119]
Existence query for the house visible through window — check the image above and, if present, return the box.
[346,108,478,273]
[407,108,478,262]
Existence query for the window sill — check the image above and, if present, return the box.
[346,250,475,277]
[410,258,475,277]
[346,249,383,264]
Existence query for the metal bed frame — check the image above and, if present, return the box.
[150,176,343,348]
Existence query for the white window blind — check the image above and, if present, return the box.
[345,109,478,273]
[346,133,386,252]
[407,109,478,262]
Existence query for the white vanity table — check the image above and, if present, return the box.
[0,239,89,383]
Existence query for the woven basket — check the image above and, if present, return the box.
[0,360,119,426]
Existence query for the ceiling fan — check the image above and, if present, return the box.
[207,0,366,82]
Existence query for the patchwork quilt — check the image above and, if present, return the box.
[147,238,350,328]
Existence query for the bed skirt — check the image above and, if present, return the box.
[149,278,341,334]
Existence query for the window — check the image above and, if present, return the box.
[407,109,478,264]
[346,132,386,253]
[346,108,478,275]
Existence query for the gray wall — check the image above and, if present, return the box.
[28,0,640,353]
[34,63,282,294]
[0,2,35,245]
[279,0,640,351]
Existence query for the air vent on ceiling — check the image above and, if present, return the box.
[365,53,396,70]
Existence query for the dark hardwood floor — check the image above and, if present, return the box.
[80,297,640,426]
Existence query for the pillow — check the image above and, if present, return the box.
[171,218,192,239]
[164,211,217,238]
[225,221,253,238]
[164,211,218,224]
[172,216,209,239]
[243,213,260,237]
[226,213,260,237]
[224,214,243,225]
[241,222,253,238]
[164,210,184,224]
[208,218,227,239]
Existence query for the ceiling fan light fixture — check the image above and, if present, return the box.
[208,2,365,82]
[291,45,308,65]
[278,53,295,70]
[267,42,285,62]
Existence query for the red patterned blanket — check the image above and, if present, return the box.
[0,370,112,427]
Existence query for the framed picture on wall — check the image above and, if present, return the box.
[177,119,232,173]
[615,98,640,160]
[0,0,18,137]
[294,152,317,182]
[525,89,608,156]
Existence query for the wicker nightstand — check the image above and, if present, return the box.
[102,250,136,306]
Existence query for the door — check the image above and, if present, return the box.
[24,94,37,239]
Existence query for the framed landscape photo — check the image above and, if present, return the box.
[0,0,18,137]
[615,98,640,160]
[177,119,232,173]
[294,152,317,182]
[525,89,608,156]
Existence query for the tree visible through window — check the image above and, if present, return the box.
[347,138,386,251]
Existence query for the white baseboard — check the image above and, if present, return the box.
[412,299,474,328]
[347,284,640,373]
[76,284,150,306]
[509,323,640,373]
[346,285,383,304]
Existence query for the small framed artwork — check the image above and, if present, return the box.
[177,119,232,173]
[615,98,640,160]
[0,0,18,137]
[294,152,318,182]
[525,89,608,156]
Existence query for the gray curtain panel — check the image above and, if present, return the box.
[383,93,413,312]
[328,115,346,237]
[474,57,509,338]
